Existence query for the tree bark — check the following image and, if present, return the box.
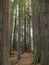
[31,0,41,64]
[13,7,17,51]
[17,0,21,60]
[40,0,49,65]
[0,0,10,65]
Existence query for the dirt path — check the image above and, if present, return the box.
[9,52,40,65]
[16,53,33,65]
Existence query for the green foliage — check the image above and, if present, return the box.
[12,0,18,9]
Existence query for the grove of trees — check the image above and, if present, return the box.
[0,0,49,65]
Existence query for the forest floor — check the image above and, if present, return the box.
[9,51,40,65]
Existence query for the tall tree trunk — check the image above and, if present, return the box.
[31,0,41,64]
[0,1,3,64]
[24,8,27,52]
[40,0,49,65]
[10,8,14,54]
[0,0,10,65]
[31,1,37,64]
[13,7,17,51]
[17,0,21,60]
[27,0,31,52]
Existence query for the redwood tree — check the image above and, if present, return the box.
[0,0,10,65]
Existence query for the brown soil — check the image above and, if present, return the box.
[9,52,40,65]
